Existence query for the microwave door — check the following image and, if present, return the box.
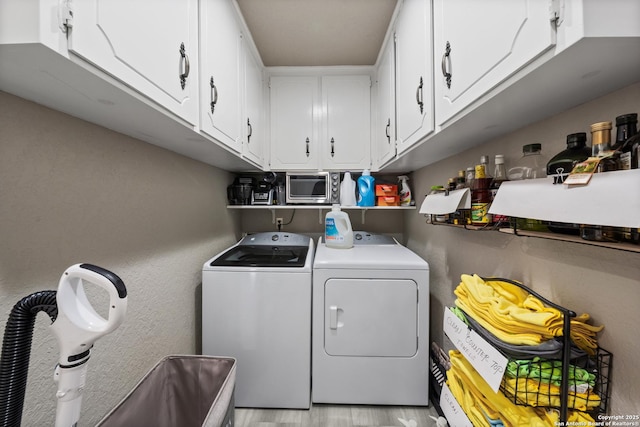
[288,175,327,202]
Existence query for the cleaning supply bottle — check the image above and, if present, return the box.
[340,171,357,206]
[357,170,375,207]
[398,175,412,206]
[325,204,353,249]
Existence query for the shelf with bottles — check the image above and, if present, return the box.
[498,225,640,253]
[419,187,510,231]
[420,169,640,251]
[423,212,640,252]
[489,168,640,250]
[442,276,612,426]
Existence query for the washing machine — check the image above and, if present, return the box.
[202,232,314,409]
[312,232,429,405]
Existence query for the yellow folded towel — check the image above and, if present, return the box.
[454,274,603,353]
[447,350,596,427]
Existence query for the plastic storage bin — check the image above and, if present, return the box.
[96,355,236,427]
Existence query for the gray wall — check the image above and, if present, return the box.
[405,81,640,415]
[0,91,241,425]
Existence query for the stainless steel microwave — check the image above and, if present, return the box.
[286,172,340,204]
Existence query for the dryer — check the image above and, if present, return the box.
[312,232,429,405]
[202,232,314,409]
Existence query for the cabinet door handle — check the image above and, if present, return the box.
[247,118,252,143]
[385,118,391,143]
[330,137,335,157]
[209,77,218,114]
[416,77,424,114]
[305,137,310,157]
[441,41,452,89]
[179,42,190,90]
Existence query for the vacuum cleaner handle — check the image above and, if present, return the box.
[50,263,127,367]
[50,263,127,427]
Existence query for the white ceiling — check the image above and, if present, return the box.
[235,0,399,67]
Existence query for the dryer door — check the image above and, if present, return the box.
[324,278,418,357]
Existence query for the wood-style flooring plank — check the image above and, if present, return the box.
[234,404,439,427]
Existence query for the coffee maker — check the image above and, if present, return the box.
[227,176,255,205]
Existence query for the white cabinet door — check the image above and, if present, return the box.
[68,0,198,125]
[270,75,371,171]
[395,0,434,154]
[269,76,319,170]
[324,278,418,357]
[434,0,556,126]
[200,0,242,152]
[242,38,264,166]
[320,76,371,171]
[375,38,396,168]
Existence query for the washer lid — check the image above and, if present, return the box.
[210,244,309,268]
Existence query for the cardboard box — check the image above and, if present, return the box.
[375,184,398,196]
[377,195,400,206]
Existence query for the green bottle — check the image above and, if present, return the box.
[546,133,591,235]
[546,133,592,184]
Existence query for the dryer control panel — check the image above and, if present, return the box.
[353,232,397,245]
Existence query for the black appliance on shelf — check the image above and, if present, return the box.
[227,176,255,205]
[251,181,274,205]
[251,172,277,205]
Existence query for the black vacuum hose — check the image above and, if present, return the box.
[0,291,58,427]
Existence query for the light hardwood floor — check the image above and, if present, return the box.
[234,404,440,427]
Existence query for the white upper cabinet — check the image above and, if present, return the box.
[394,0,434,154]
[67,0,199,125]
[269,74,372,171]
[375,38,396,169]
[242,37,264,166]
[320,75,371,171]
[269,76,319,170]
[199,0,243,152]
[433,0,556,126]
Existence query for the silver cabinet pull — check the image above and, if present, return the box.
[247,118,252,143]
[416,77,424,114]
[305,137,310,157]
[209,77,218,114]
[179,42,190,90]
[385,118,391,143]
[441,41,452,89]
[330,137,335,157]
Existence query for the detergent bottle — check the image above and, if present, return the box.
[356,170,375,207]
[340,171,357,206]
[398,175,412,206]
[325,204,353,249]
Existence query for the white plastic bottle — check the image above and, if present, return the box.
[325,204,353,249]
[340,172,357,206]
[398,175,412,206]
